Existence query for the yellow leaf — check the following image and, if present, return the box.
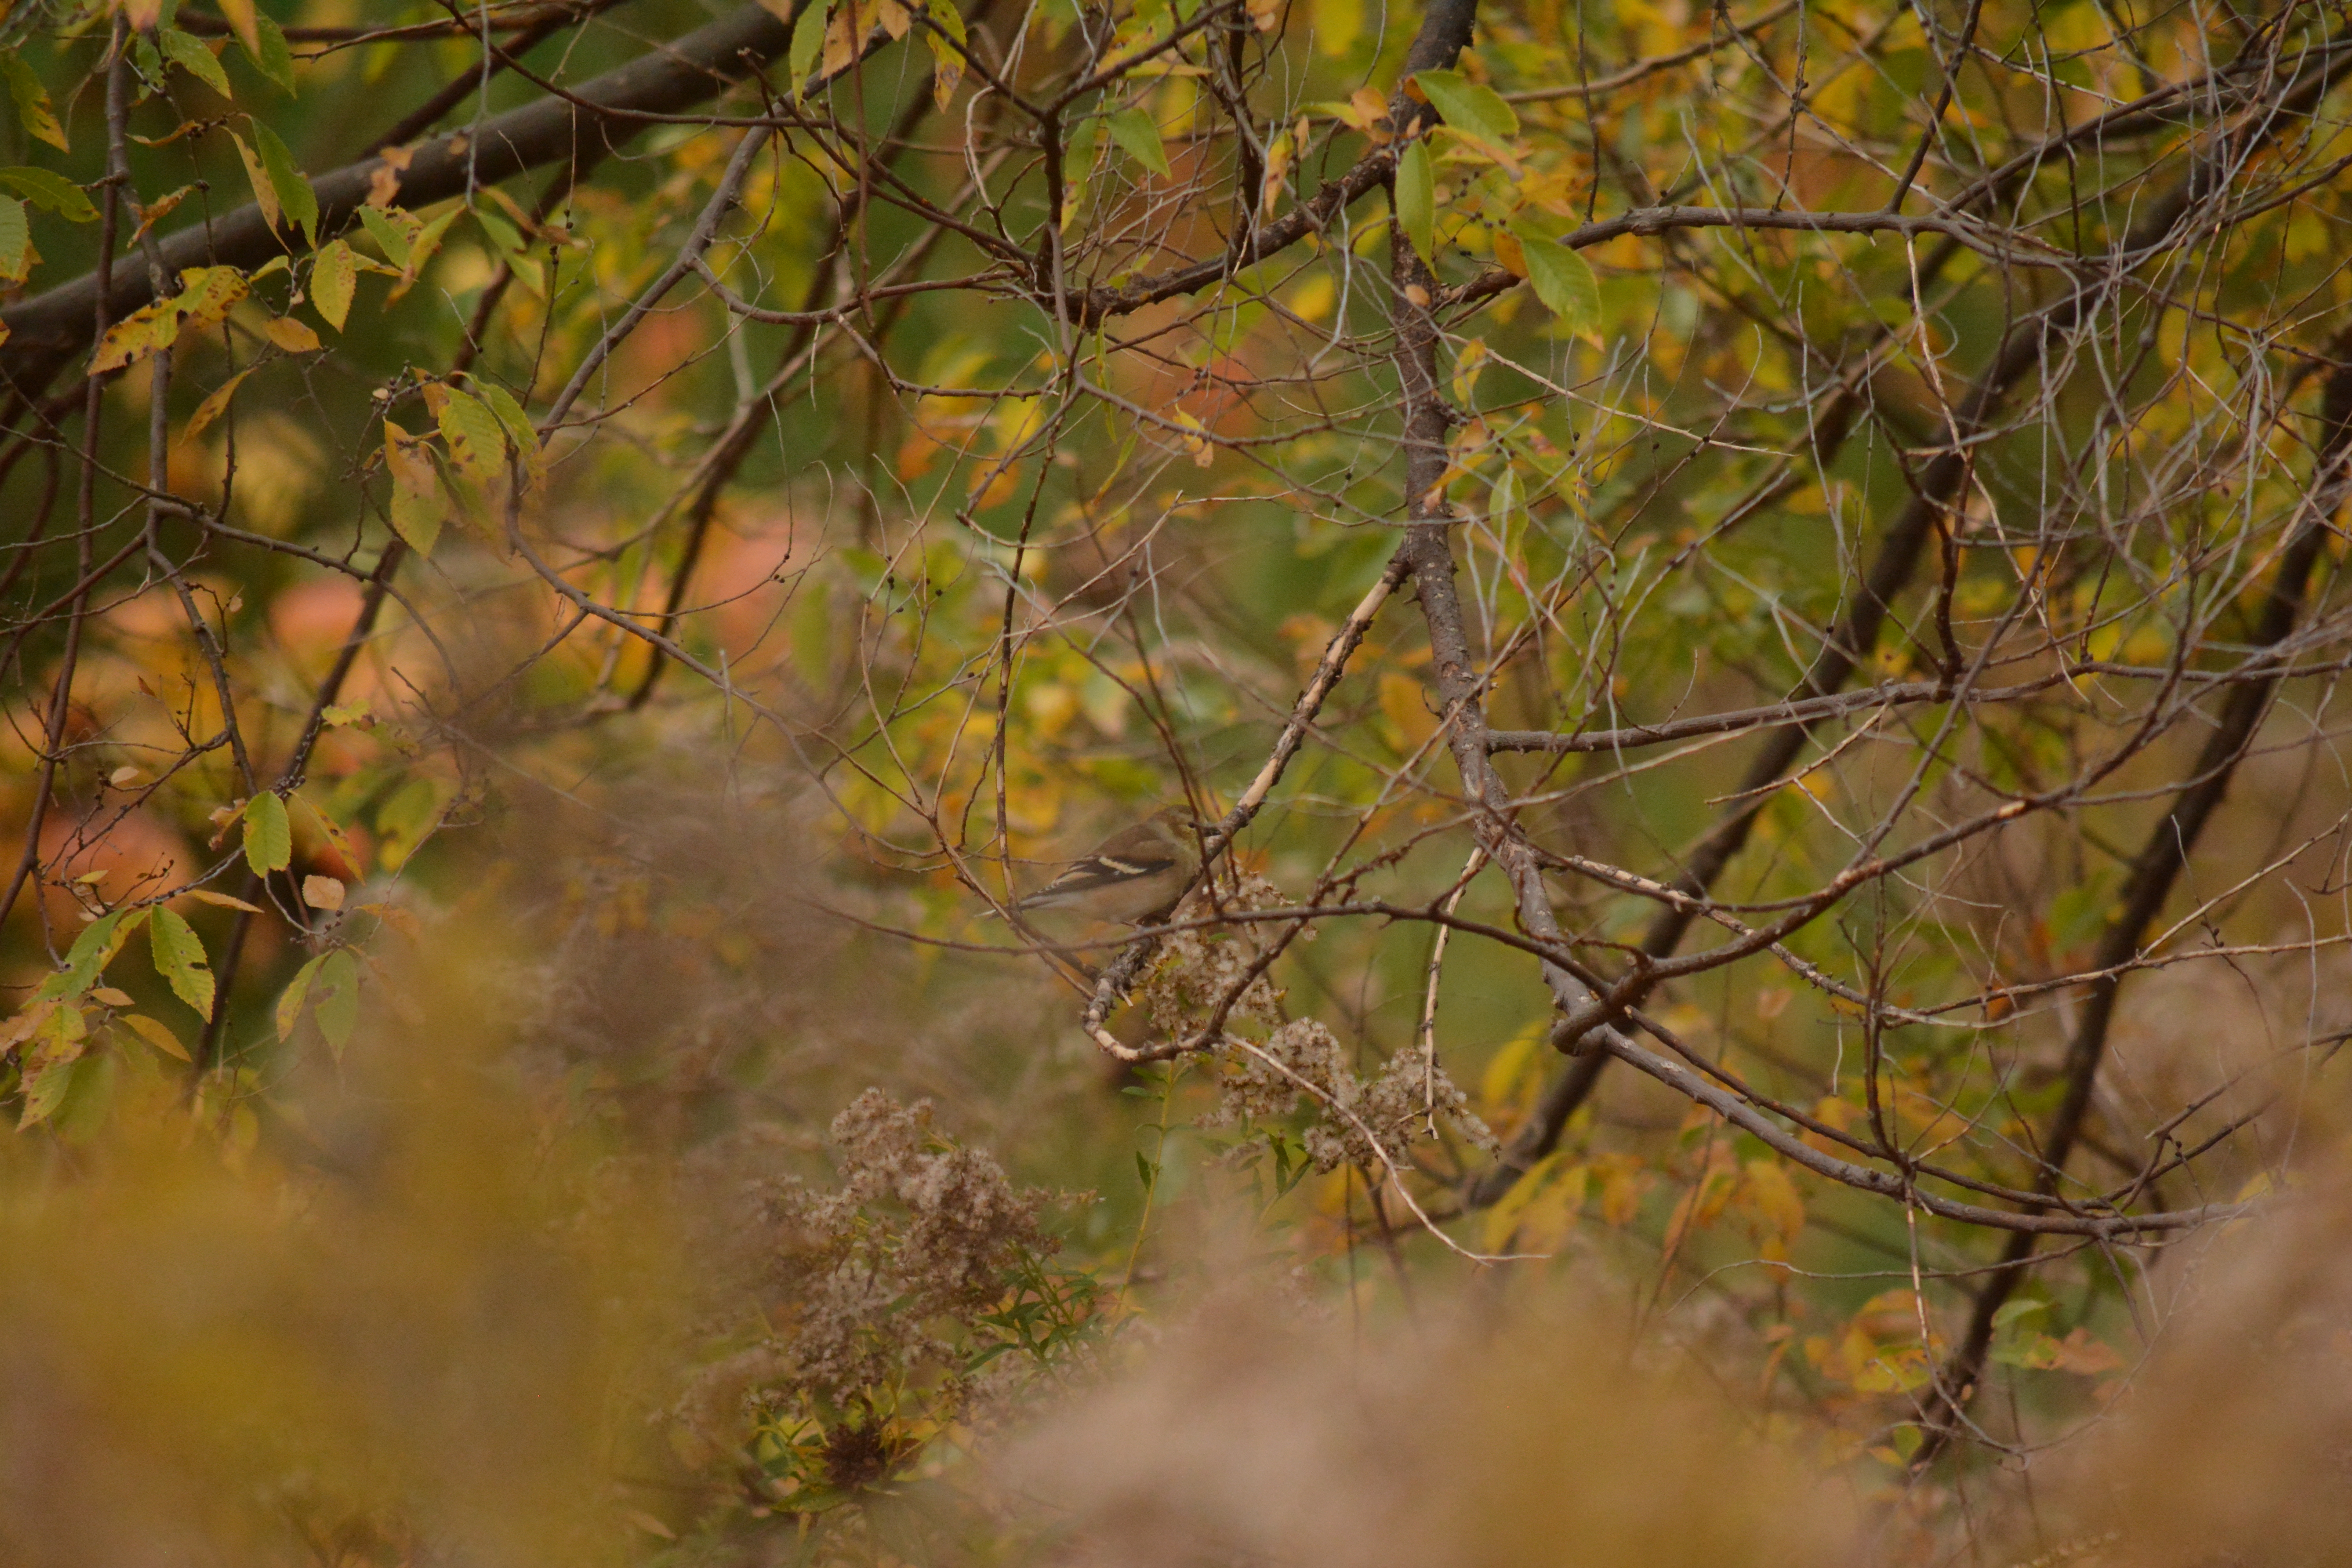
[311,238,357,330]
[1377,670,1436,751]
[118,1013,191,1062]
[820,1,860,77]
[183,888,266,914]
[180,368,254,445]
[215,0,263,54]
[260,315,320,353]
[173,265,251,329]
[229,130,278,232]
[382,418,444,556]
[91,299,178,375]
[302,875,346,912]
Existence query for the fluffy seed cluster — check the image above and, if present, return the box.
[1205,1020,1499,1172]
[668,1091,1077,1490]
[1134,871,1496,1172]
[1135,871,1296,1039]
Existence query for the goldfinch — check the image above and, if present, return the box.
[1015,807,1203,925]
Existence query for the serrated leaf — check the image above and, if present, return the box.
[1106,107,1171,178]
[34,909,145,1004]
[243,791,292,874]
[1394,138,1434,262]
[1515,230,1600,336]
[158,28,233,99]
[788,0,828,98]
[181,368,254,445]
[388,208,456,300]
[173,265,250,328]
[358,204,411,269]
[243,11,297,95]
[314,950,359,1057]
[91,298,181,375]
[0,196,29,284]
[230,131,279,231]
[249,122,316,243]
[1413,69,1518,146]
[0,54,68,153]
[119,1013,192,1062]
[149,907,216,1019]
[18,1051,80,1129]
[470,379,535,450]
[0,167,96,222]
[312,239,356,330]
[435,387,509,484]
[276,952,323,1041]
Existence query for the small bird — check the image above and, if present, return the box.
[1014,806,1203,925]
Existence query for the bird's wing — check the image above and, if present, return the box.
[1022,843,1179,906]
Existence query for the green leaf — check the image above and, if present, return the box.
[312,238,356,330]
[1106,107,1172,178]
[789,0,828,99]
[0,167,97,222]
[243,791,292,875]
[276,952,324,1041]
[1394,139,1434,262]
[149,907,216,1019]
[314,950,359,1057]
[249,122,316,244]
[1413,69,1519,146]
[470,379,543,485]
[0,54,67,153]
[34,910,147,1004]
[19,1051,82,1130]
[159,27,234,99]
[435,388,511,484]
[242,11,298,96]
[358,205,411,269]
[0,195,29,284]
[1059,115,1100,228]
[390,208,458,298]
[1990,1298,2049,1330]
[1516,230,1599,335]
[473,205,524,261]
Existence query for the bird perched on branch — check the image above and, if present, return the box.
[1014,806,1203,925]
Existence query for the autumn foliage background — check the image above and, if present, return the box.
[6,0,2352,1562]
